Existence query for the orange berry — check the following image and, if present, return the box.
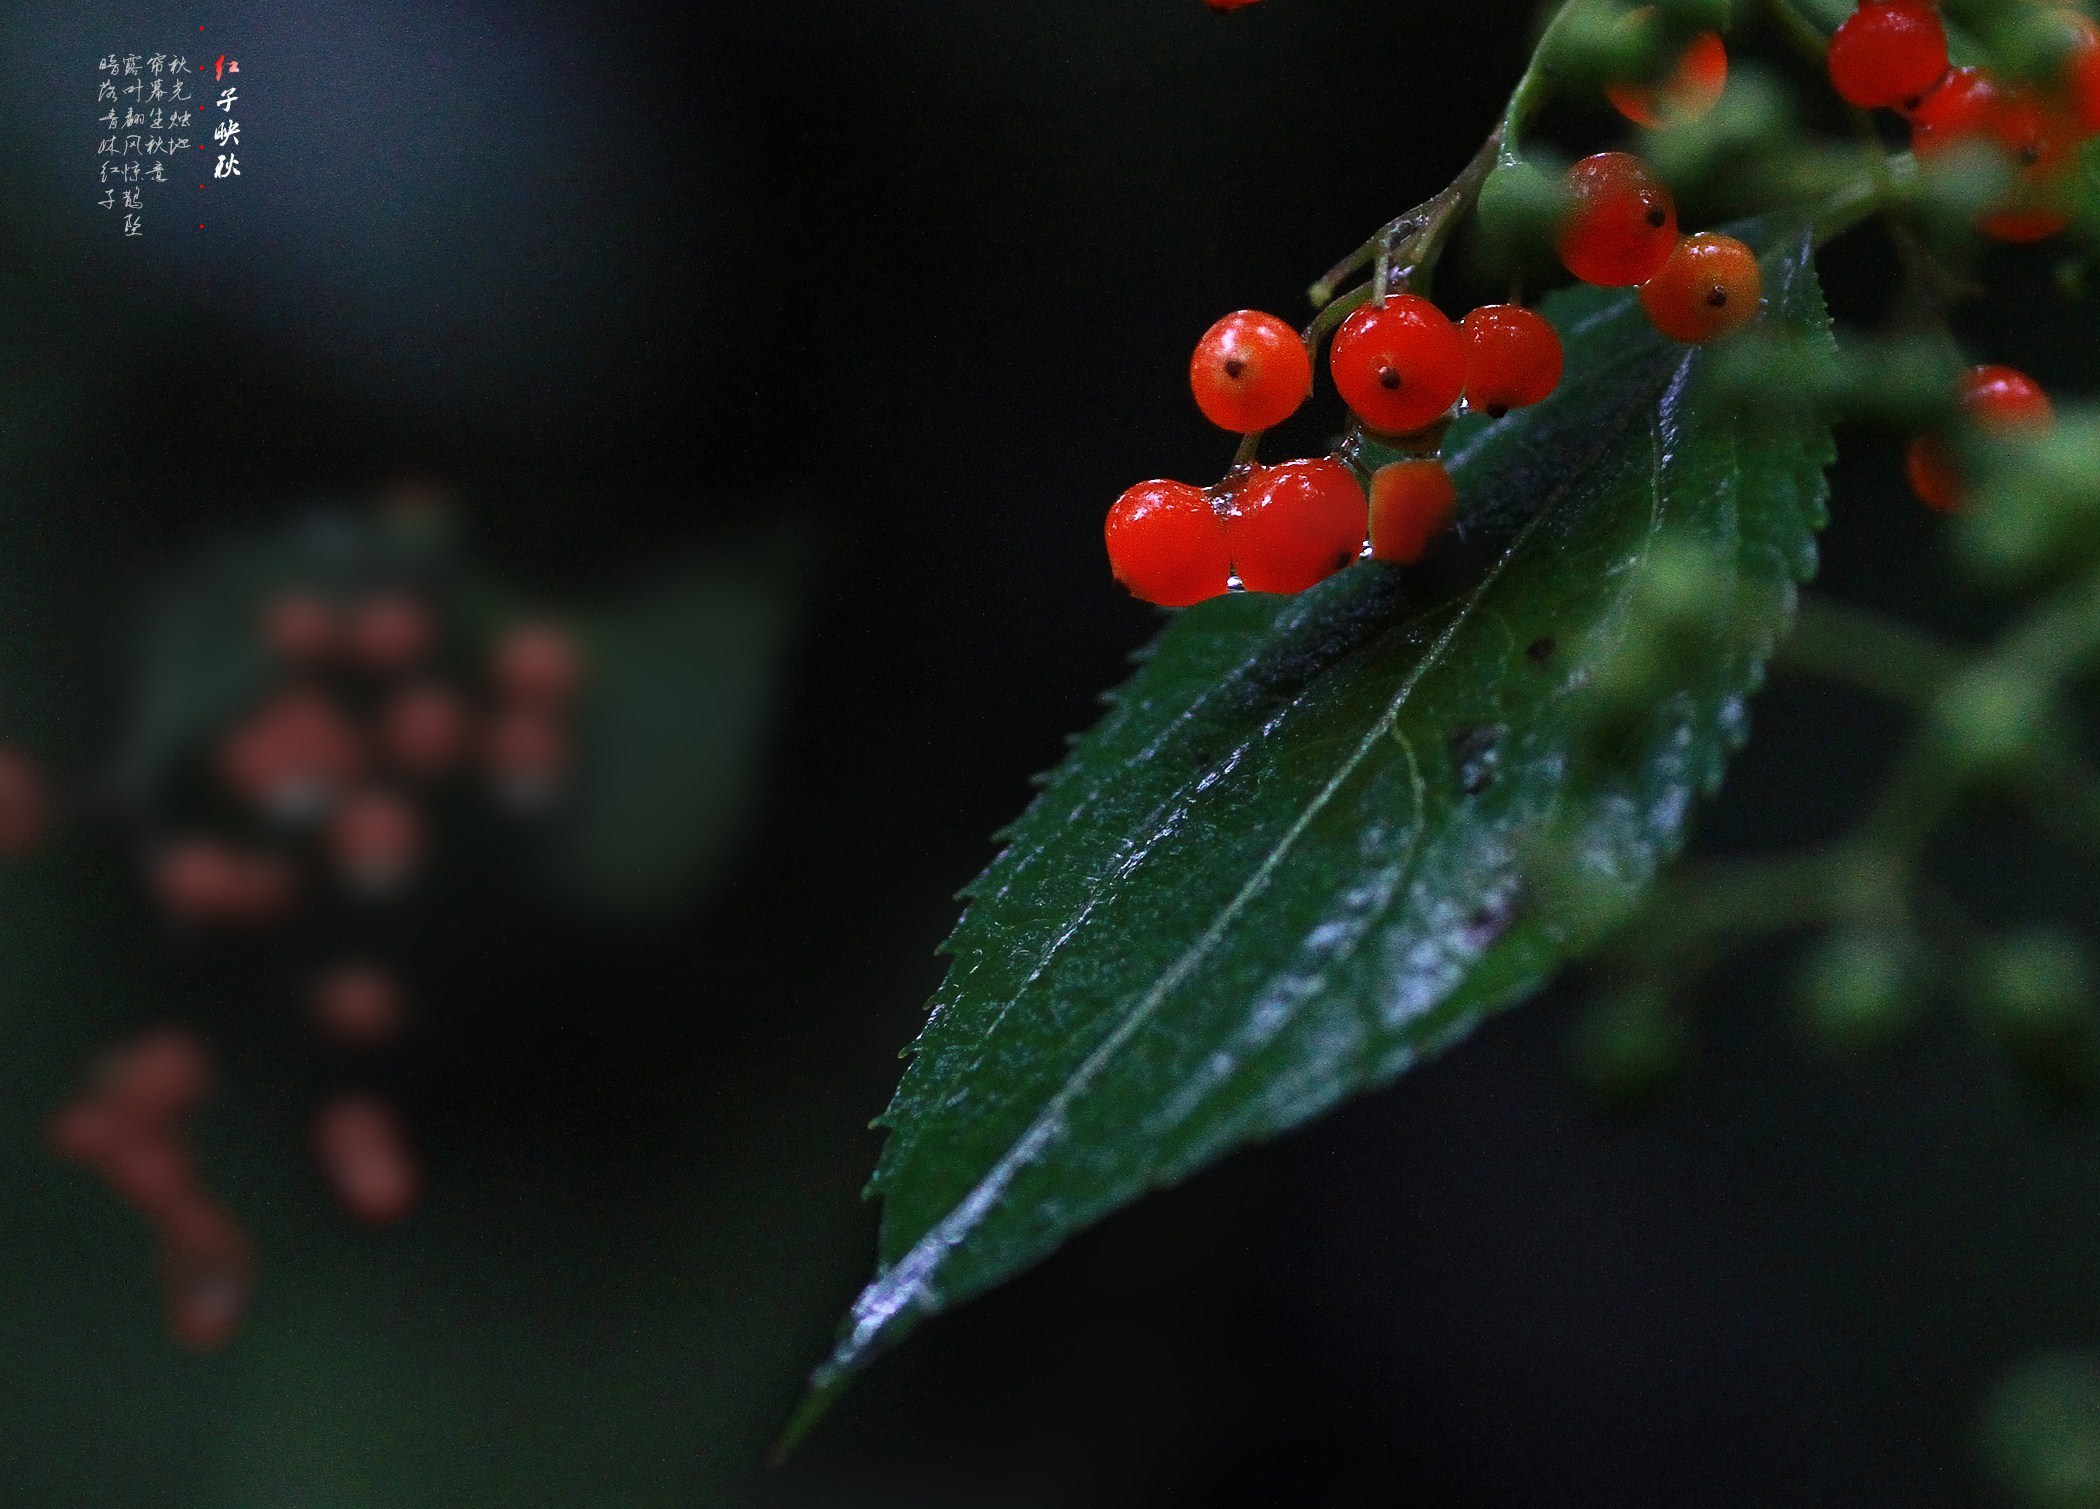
[1367,460,1457,565]
[1329,295,1467,435]
[1829,0,1948,110]
[1638,232,1763,343]
[1224,458,1367,594]
[1104,479,1232,607]
[1906,363,2053,512]
[1555,153,1678,287]
[1459,304,1563,417]
[1189,310,1312,434]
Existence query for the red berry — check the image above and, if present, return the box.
[1223,458,1367,594]
[2061,13,2100,135]
[382,683,471,776]
[328,790,424,894]
[1608,26,1728,129]
[486,708,570,809]
[157,1199,253,1352]
[261,591,336,664]
[346,592,433,672]
[1907,66,1999,147]
[314,1095,420,1226]
[1977,91,2075,242]
[1828,0,1948,110]
[493,623,583,707]
[1637,232,1763,343]
[1459,305,1563,417]
[221,687,364,819]
[1367,460,1457,565]
[1905,363,2053,512]
[104,1134,201,1218]
[49,1098,128,1168]
[0,746,48,858]
[153,841,297,926]
[311,963,406,1047]
[99,1029,213,1129]
[1104,479,1232,607]
[1329,296,1467,435]
[1190,310,1312,434]
[1555,153,1679,287]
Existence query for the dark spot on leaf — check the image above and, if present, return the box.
[1223,356,1246,379]
[1378,366,1402,390]
[1450,722,1506,795]
[1526,635,1556,664]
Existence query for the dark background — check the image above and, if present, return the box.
[0,0,2096,1504]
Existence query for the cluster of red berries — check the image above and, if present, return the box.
[1105,300,1564,607]
[1905,362,2054,512]
[158,589,580,927]
[44,569,587,1349]
[48,1031,252,1350]
[1830,0,2100,241]
[1556,151,1765,343]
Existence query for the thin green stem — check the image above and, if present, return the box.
[1779,595,1964,708]
[1762,0,1831,67]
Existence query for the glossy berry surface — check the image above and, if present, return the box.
[1555,153,1679,287]
[1190,310,1311,434]
[1224,458,1367,594]
[1905,364,2053,512]
[1367,460,1457,565]
[1104,479,1231,607]
[1459,305,1563,416]
[1329,296,1467,435]
[1828,0,1948,110]
[1607,29,1728,129]
[1906,66,1998,149]
[1638,232,1763,343]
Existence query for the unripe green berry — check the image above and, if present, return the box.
[1474,156,1569,280]
[1797,929,1918,1055]
[1933,667,2048,773]
[1548,0,1659,95]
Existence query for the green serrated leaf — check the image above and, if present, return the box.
[806,226,1835,1413]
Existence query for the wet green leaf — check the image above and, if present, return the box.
[804,226,1835,1413]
